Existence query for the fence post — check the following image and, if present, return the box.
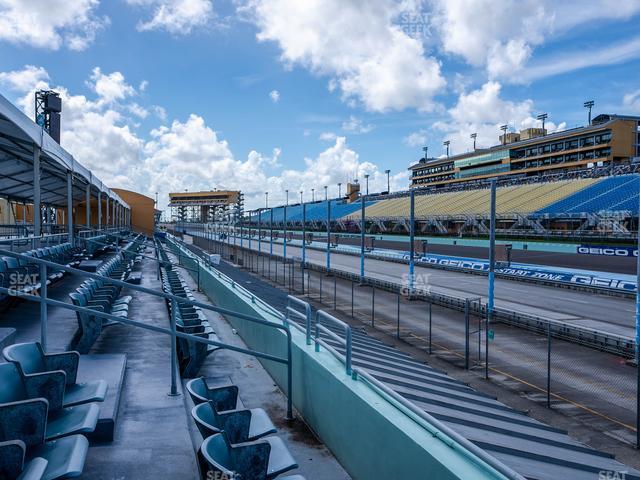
[396,292,401,339]
[465,298,470,370]
[39,263,48,352]
[371,286,375,327]
[428,299,432,355]
[169,299,179,396]
[351,280,354,318]
[547,320,552,408]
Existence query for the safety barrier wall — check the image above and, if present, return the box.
[166,237,511,480]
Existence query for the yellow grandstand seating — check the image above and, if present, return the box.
[342,178,598,219]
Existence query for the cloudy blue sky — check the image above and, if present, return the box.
[0,0,639,210]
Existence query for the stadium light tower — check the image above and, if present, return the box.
[264,191,268,208]
[422,145,428,160]
[537,113,548,135]
[300,191,303,204]
[364,174,370,195]
[443,140,451,157]
[500,124,508,145]
[385,169,390,193]
[324,185,328,201]
[584,100,595,125]
[338,182,342,198]
[470,132,477,150]
[285,189,289,206]
[311,188,315,202]
[155,191,158,206]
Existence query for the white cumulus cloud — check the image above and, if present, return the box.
[127,0,215,34]
[269,89,280,103]
[0,0,108,50]
[341,116,374,134]
[240,0,445,112]
[434,81,566,155]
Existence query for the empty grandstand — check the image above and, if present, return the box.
[244,173,639,237]
[169,190,243,223]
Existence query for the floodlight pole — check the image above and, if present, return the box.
[269,208,273,256]
[360,193,365,284]
[326,199,331,270]
[487,178,497,379]
[409,189,415,292]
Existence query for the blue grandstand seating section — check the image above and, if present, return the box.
[536,175,640,215]
[258,199,377,222]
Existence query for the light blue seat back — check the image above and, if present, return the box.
[3,343,46,375]
[0,363,28,403]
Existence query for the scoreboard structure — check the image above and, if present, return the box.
[168,190,243,223]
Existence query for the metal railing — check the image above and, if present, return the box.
[0,242,295,419]
[282,295,524,480]
[314,310,353,377]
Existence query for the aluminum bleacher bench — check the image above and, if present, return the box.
[200,432,299,480]
[3,342,108,408]
[0,363,99,442]
[192,401,277,443]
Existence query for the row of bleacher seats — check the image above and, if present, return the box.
[0,243,88,306]
[257,199,375,223]
[187,377,304,480]
[156,239,219,377]
[343,178,599,219]
[0,341,109,480]
[68,235,145,353]
[248,175,639,222]
[536,174,640,215]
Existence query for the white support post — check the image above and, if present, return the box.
[33,145,41,239]
[98,192,102,230]
[67,172,74,245]
[85,183,91,228]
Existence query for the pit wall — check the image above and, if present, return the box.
[166,237,509,480]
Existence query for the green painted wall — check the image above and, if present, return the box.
[168,238,509,480]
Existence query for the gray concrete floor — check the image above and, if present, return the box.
[169,251,351,480]
[81,249,199,479]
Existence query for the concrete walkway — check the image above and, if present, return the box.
[82,247,199,479]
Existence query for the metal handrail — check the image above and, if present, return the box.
[314,310,352,376]
[0,244,295,419]
[282,302,523,480]
[354,367,525,480]
[286,296,312,345]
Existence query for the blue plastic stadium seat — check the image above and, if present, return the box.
[3,342,108,408]
[192,401,277,443]
[0,363,99,442]
[200,433,298,480]
[0,440,48,480]
[186,377,242,410]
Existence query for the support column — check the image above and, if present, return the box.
[106,195,110,228]
[33,145,41,239]
[67,171,74,245]
[112,200,115,229]
[85,183,91,228]
[98,192,102,230]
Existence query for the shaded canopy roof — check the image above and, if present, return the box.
[0,93,129,208]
